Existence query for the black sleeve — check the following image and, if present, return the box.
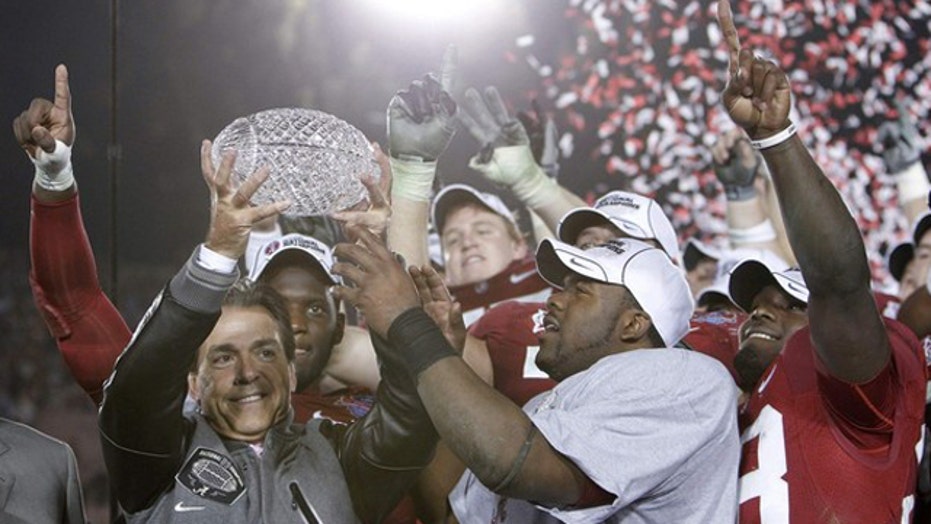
[98,246,235,513]
[322,308,452,523]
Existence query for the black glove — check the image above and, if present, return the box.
[387,47,458,162]
[877,101,922,174]
[516,98,560,178]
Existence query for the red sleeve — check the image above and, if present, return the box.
[814,319,926,448]
[30,193,131,405]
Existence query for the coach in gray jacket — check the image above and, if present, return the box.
[99,145,438,523]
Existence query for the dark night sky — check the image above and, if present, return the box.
[1,1,564,306]
[5,0,931,306]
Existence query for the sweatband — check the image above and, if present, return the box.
[729,219,777,244]
[32,139,75,192]
[895,162,931,203]
[196,244,239,274]
[390,157,437,202]
[724,181,757,202]
[490,424,537,493]
[387,307,458,378]
[751,121,797,150]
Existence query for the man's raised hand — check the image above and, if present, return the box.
[331,226,421,337]
[410,265,466,352]
[387,46,459,162]
[13,64,74,158]
[717,0,792,138]
[331,143,392,239]
[201,140,291,260]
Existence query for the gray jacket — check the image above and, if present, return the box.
[99,246,438,523]
[0,418,85,524]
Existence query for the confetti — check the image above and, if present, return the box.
[508,0,931,288]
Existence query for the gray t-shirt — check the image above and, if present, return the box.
[449,348,739,524]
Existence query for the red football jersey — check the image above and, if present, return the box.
[291,385,375,426]
[685,310,746,385]
[469,301,557,406]
[875,290,902,320]
[738,320,926,523]
[449,257,552,327]
[291,385,416,524]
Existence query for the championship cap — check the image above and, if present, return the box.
[248,233,337,284]
[557,191,680,262]
[728,259,809,313]
[696,249,789,308]
[431,183,518,234]
[536,238,694,346]
[887,242,914,282]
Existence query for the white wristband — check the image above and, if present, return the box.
[729,219,777,243]
[32,139,75,192]
[751,122,797,150]
[390,157,437,202]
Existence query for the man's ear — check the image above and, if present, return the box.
[187,372,200,402]
[512,237,529,260]
[619,309,653,343]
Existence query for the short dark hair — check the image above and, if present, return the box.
[223,279,296,361]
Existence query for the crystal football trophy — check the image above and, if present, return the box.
[211,108,379,216]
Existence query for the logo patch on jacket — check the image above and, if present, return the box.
[177,448,245,505]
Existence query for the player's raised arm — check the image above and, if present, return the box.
[717,0,888,382]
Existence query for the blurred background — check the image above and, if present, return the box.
[2,0,931,520]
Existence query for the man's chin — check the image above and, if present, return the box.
[734,345,777,391]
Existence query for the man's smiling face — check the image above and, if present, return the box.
[441,203,527,286]
[189,306,296,442]
[734,285,808,390]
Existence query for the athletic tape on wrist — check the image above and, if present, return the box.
[896,162,931,203]
[751,122,797,150]
[390,157,436,202]
[729,219,777,243]
[32,139,75,192]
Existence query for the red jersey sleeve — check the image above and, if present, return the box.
[30,194,131,404]
[813,319,926,447]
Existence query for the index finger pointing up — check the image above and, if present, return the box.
[717,0,741,73]
[439,44,458,93]
[54,64,72,113]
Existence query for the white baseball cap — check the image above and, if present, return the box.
[248,233,337,284]
[536,238,694,347]
[557,191,680,262]
[431,183,518,234]
[728,259,809,313]
[696,248,789,307]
